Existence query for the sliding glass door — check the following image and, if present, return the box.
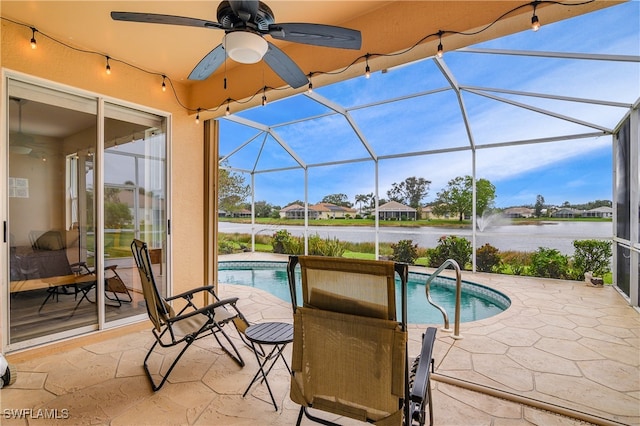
[4,76,169,348]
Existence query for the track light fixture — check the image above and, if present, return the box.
[307,74,313,94]
[531,1,541,31]
[261,87,268,106]
[161,75,166,92]
[105,56,111,74]
[195,108,200,124]
[30,27,37,49]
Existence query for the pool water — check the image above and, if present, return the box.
[219,262,510,324]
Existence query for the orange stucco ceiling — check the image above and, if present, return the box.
[1,1,622,117]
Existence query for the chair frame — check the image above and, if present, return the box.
[287,255,436,426]
[37,261,97,317]
[131,239,249,391]
[104,264,133,306]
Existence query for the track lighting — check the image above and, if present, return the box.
[30,27,37,49]
[105,56,111,74]
[195,108,200,124]
[262,87,267,106]
[161,75,166,92]
[225,104,230,116]
[531,1,541,31]
[307,74,313,93]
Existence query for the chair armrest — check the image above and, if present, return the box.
[166,285,220,301]
[410,327,437,404]
[167,297,241,323]
[70,262,93,276]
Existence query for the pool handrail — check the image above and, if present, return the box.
[425,258,463,339]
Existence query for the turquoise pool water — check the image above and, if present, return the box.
[219,261,511,324]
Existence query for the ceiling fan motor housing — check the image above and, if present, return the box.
[216,0,275,31]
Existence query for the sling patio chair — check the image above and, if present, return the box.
[103,264,133,307]
[287,255,437,426]
[131,238,251,391]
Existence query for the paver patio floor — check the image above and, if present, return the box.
[2,253,639,425]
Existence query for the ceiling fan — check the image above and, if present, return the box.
[111,0,362,89]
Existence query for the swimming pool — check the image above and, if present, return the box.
[219,261,511,324]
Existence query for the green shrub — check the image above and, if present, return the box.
[571,239,612,279]
[391,239,419,264]
[530,247,569,279]
[272,229,304,254]
[308,233,346,257]
[282,236,304,255]
[218,237,235,254]
[499,251,532,275]
[476,243,500,272]
[271,229,290,254]
[428,235,472,269]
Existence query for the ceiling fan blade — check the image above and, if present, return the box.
[228,0,259,23]
[188,44,226,80]
[262,42,308,89]
[111,11,223,29]
[269,23,361,50]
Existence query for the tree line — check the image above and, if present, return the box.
[220,165,609,221]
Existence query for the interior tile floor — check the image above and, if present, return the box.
[2,253,639,425]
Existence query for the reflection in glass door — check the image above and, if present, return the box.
[7,81,97,344]
[103,103,167,323]
[5,78,169,348]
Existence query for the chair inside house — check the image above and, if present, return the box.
[131,238,251,391]
[9,230,97,317]
[287,255,437,426]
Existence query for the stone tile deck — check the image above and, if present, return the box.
[3,253,639,425]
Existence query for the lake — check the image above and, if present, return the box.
[219,221,612,255]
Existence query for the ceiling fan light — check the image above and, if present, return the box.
[224,32,268,64]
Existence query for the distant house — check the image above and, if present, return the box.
[219,208,251,218]
[233,209,252,218]
[420,205,448,220]
[279,203,356,219]
[378,201,417,220]
[503,207,534,218]
[279,203,305,219]
[314,203,357,219]
[552,208,583,218]
[583,206,613,218]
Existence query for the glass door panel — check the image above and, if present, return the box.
[7,80,97,343]
[103,103,167,322]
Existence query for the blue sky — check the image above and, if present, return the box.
[219,2,639,209]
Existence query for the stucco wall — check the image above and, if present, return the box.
[1,21,207,335]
